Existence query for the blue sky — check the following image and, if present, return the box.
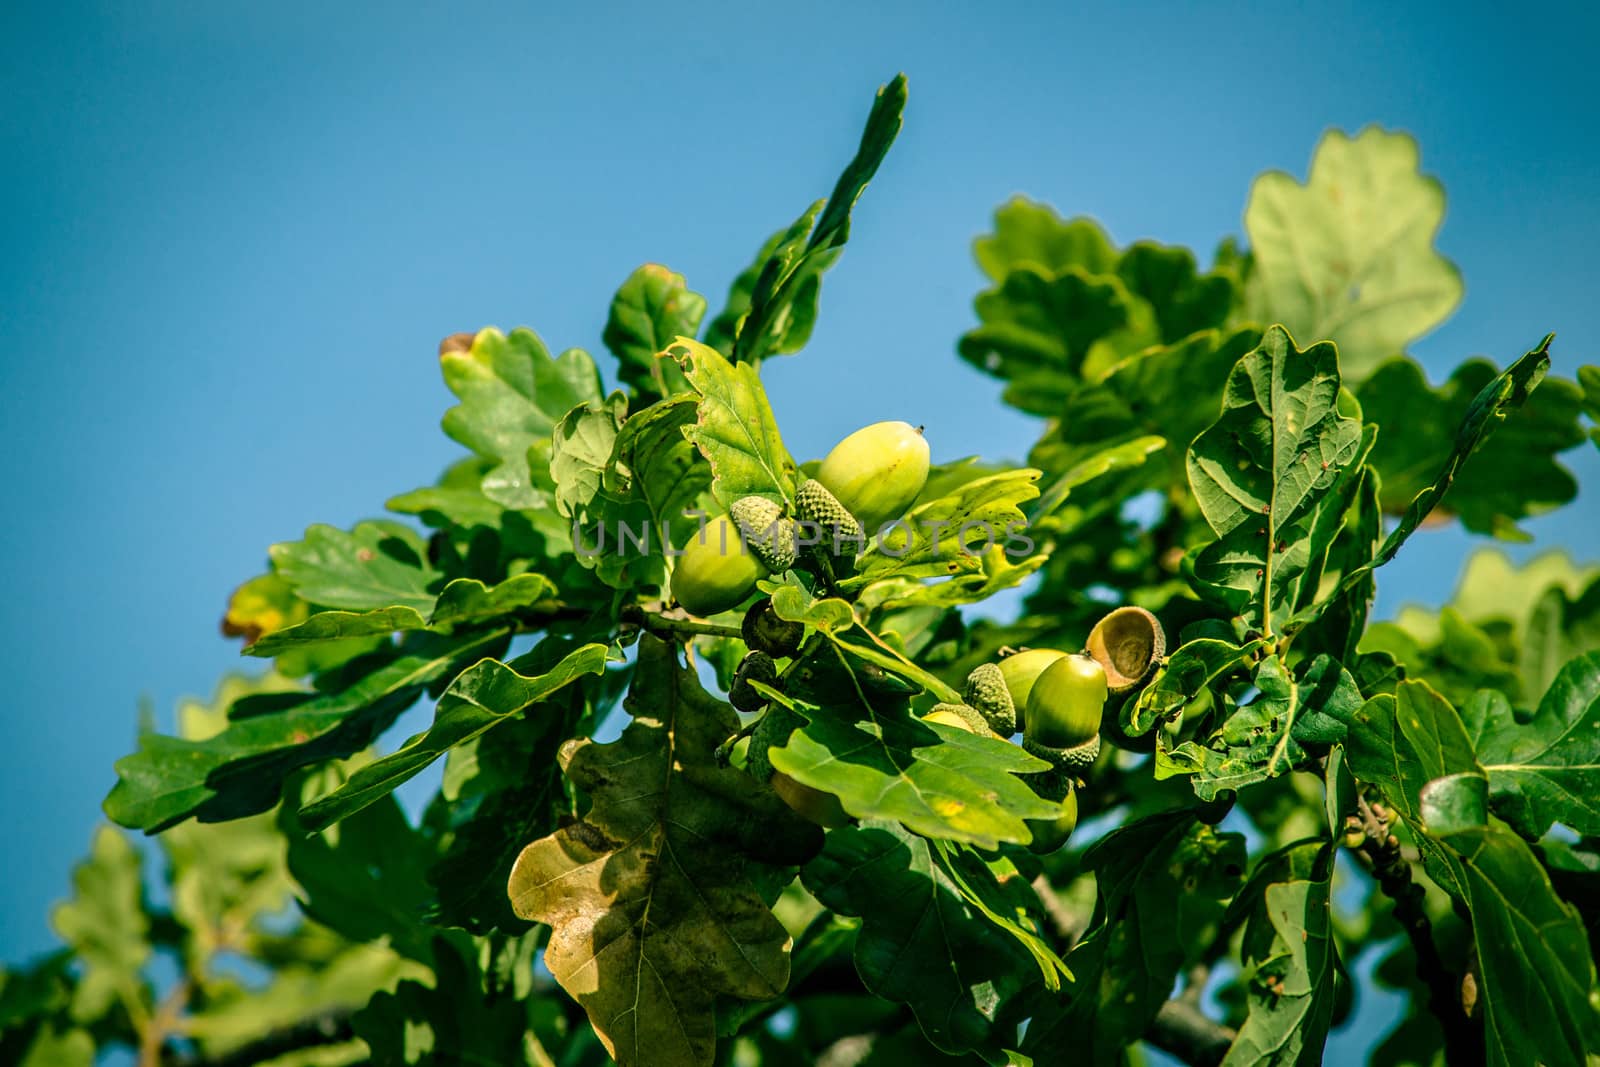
[2,0,1596,1052]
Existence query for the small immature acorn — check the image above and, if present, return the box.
[814,420,932,530]
[997,648,1068,731]
[730,651,779,713]
[794,479,865,555]
[929,701,994,736]
[670,513,768,617]
[1085,606,1166,692]
[742,599,804,659]
[730,495,800,572]
[963,663,1017,736]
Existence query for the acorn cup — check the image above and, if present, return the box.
[730,651,779,713]
[963,663,1017,736]
[1085,606,1166,692]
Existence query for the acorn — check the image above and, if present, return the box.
[1026,783,1079,855]
[1022,653,1107,773]
[671,513,767,617]
[1085,606,1166,692]
[928,702,994,736]
[730,495,799,572]
[730,651,779,712]
[963,663,1017,736]
[813,420,932,530]
[997,648,1068,731]
[742,599,804,659]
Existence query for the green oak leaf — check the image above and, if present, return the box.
[1462,652,1600,837]
[1336,680,1600,1066]
[1022,813,1246,1064]
[244,605,426,656]
[725,74,905,365]
[507,636,821,1067]
[268,520,442,614]
[1223,874,1338,1066]
[1186,325,1368,631]
[105,630,508,832]
[1519,573,1600,697]
[600,393,713,579]
[438,326,603,509]
[48,827,149,1023]
[801,821,1049,1056]
[1116,241,1236,343]
[1130,637,1264,736]
[1158,656,1358,800]
[1580,364,1599,449]
[354,936,537,1067]
[848,468,1041,587]
[1029,326,1258,499]
[766,685,1058,849]
[703,206,820,356]
[1244,126,1462,380]
[973,197,1117,281]
[550,392,629,520]
[298,641,608,831]
[16,1024,94,1067]
[604,264,705,400]
[1357,354,1582,538]
[960,267,1137,413]
[671,337,796,507]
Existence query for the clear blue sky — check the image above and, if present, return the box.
[3,0,1596,1048]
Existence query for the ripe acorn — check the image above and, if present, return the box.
[1025,654,1107,750]
[1026,784,1079,855]
[742,599,804,659]
[794,479,865,555]
[670,513,768,617]
[963,663,1016,736]
[730,651,779,713]
[814,420,931,530]
[730,495,799,572]
[1085,606,1166,692]
[997,648,1068,731]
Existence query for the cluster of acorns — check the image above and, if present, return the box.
[670,420,932,617]
[923,605,1167,853]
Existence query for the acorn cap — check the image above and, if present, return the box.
[963,663,1016,736]
[1085,606,1166,692]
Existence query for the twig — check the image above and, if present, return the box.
[620,606,743,640]
[1344,791,1483,1066]
[1145,997,1236,1067]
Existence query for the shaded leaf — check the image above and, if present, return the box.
[1222,875,1338,1066]
[299,642,608,831]
[550,392,629,520]
[1244,126,1462,379]
[48,828,148,1022]
[802,821,1047,1056]
[507,636,822,1067]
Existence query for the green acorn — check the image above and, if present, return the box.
[671,513,768,617]
[730,495,800,572]
[929,701,994,736]
[921,707,979,732]
[1026,784,1079,855]
[730,651,779,713]
[997,648,1068,731]
[814,420,931,530]
[963,663,1017,736]
[794,479,865,556]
